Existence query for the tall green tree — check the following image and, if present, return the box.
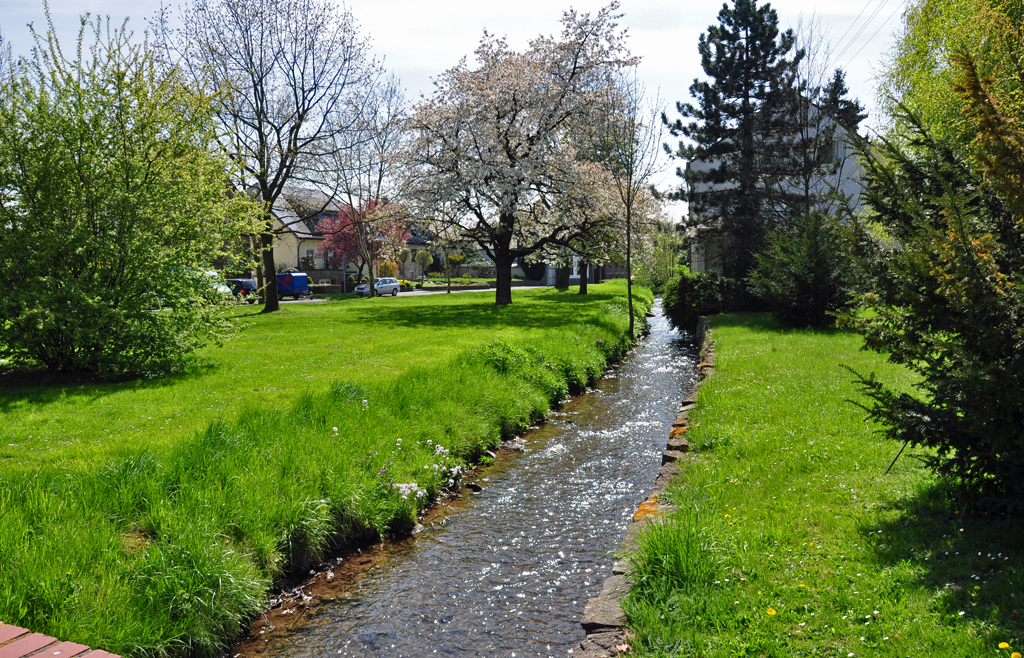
[879,0,1024,150]
[664,0,803,278]
[0,15,259,375]
[846,0,1024,500]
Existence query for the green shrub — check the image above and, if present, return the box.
[746,212,856,327]
[662,267,742,335]
[0,18,259,375]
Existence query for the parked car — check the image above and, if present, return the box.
[226,278,258,304]
[201,270,232,301]
[354,277,401,297]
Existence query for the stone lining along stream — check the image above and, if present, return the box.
[255,300,698,657]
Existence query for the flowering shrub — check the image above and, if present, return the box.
[393,483,425,500]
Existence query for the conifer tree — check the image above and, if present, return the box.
[664,0,803,278]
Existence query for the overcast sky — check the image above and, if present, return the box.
[0,0,908,217]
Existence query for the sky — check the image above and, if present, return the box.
[0,0,908,217]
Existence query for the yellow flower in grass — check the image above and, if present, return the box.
[1010,652,1020,658]
[975,586,981,590]
[767,608,776,616]
[998,642,1009,649]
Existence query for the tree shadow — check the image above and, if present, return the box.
[863,475,1024,638]
[341,289,622,332]
[0,359,219,413]
[709,311,861,338]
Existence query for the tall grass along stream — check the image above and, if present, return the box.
[254,302,698,657]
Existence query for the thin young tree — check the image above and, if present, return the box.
[156,0,376,311]
[316,74,406,297]
[779,16,866,221]
[600,73,664,339]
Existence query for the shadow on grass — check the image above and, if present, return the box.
[865,476,1024,637]
[0,359,219,413]
[709,311,862,338]
[340,289,622,332]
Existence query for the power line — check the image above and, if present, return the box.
[833,0,891,65]
[844,0,908,69]
[830,0,877,60]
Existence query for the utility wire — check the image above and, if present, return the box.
[844,0,909,69]
[831,0,877,59]
[833,0,890,65]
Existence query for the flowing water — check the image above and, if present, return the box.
[262,302,697,658]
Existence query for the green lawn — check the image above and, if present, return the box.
[1,285,628,473]
[0,281,649,658]
[624,313,1024,658]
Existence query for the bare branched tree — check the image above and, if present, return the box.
[0,26,12,84]
[316,74,407,297]
[155,0,377,311]
[778,15,867,220]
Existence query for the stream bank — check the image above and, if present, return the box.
[236,301,698,658]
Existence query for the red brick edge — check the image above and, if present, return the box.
[0,623,120,658]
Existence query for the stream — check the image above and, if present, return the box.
[258,301,698,658]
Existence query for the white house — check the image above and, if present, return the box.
[687,109,864,273]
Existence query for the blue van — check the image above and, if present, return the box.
[276,272,309,299]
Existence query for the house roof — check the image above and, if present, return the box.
[270,194,322,240]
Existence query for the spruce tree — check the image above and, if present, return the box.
[665,0,803,278]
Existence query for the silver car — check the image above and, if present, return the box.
[354,277,400,297]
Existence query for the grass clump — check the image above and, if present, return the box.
[0,281,649,657]
[623,313,1024,657]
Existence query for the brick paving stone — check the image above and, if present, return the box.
[0,633,55,658]
[0,627,28,645]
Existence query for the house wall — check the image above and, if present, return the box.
[271,219,324,270]
[689,236,727,273]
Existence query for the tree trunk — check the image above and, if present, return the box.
[261,231,280,313]
[493,214,515,305]
[579,261,589,294]
[494,247,513,305]
[555,266,571,289]
[626,212,634,340]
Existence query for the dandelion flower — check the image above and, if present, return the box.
[1011,652,1021,658]
[998,643,1009,649]
[975,586,981,590]
[798,584,806,588]
[767,608,776,616]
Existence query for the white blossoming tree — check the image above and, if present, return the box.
[405,3,636,305]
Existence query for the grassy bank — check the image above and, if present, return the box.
[2,285,631,474]
[624,313,1024,657]
[0,282,650,657]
